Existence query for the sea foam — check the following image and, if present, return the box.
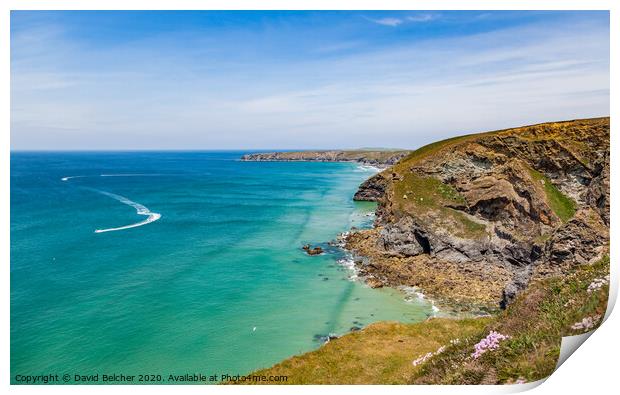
[355,165,382,173]
[337,254,359,280]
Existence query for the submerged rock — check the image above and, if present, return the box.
[366,277,384,288]
[313,333,340,343]
[303,244,324,255]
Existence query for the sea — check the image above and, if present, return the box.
[10,151,433,383]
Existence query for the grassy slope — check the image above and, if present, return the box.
[414,255,609,384]
[244,318,490,384]
[230,118,609,385]
[393,173,487,239]
[387,118,599,230]
[236,256,609,384]
[390,117,608,175]
[528,168,576,222]
[385,130,499,238]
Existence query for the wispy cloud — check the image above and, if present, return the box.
[366,17,403,27]
[10,11,609,150]
[407,13,436,22]
[365,13,438,27]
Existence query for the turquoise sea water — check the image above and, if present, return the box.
[10,152,433,384]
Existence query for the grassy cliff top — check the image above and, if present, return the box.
[387,117,607,229]
[391,117,609,171]
[230,256,609,384]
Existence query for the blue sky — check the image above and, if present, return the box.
[11,11,609,150]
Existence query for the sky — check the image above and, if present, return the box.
[10,11,610,150]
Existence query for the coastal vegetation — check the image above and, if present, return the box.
[240,256,609,384]
[393,173,487,239]
[236,117,610,384]
[527,168,577,223]
[348,117,609,308]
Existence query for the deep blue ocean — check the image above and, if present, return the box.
[10,151,432,383]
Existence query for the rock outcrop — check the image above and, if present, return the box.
[241,150,409,167]
[346,118,610,309]
[303,244,324,255]
[353,173,390,201]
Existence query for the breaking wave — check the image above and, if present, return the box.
[355,165,382,173]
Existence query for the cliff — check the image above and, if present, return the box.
[232,117,610,385]
[347,117,610,309]
[241,150,410,167]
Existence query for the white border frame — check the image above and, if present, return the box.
[2,2,616,394]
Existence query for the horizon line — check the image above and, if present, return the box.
[9,148,410,153]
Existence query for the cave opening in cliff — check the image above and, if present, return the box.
[414,231,431,254]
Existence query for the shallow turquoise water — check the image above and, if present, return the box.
[10,152,433,383]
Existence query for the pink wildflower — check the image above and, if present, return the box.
[571,315,601,331]
[412,344,447,367]
[515,378,527,384]
[587,275,609,293]
[471,331,510,359]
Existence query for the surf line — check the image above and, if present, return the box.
[61,175,162,233]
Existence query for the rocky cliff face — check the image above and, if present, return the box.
[347,118,610,309]
[241,150,409,167]
[353,173,390,201]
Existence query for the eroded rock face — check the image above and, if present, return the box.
[350,118,610,308]
[585,151,610,226]
[353,173,389,202]
[544,208,609,268]
[379,216,429,256]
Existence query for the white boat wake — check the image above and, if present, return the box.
[93,191,161,233]
[61,175,86,181]
[61,174,162,233]
[61,173,164,181]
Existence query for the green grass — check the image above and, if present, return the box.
[234,317,491,385]
[388,117,608,173]
[412,255,609,384]
[528,169,576,222]
[534,233,552,244]
[392,133,491,173]
[450,211,487,236]
[394,174,466,207]
[392,173,485,239]
[235,256,609,384]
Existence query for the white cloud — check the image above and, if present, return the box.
[367,17,403,27]
[407,14,436,22]
[366,13,437,27]
[10,14,609,150]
